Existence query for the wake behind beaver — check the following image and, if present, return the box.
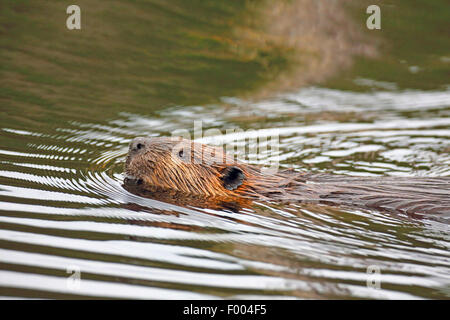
[123,136,450,219]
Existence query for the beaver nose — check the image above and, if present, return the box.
[129,137,151,153]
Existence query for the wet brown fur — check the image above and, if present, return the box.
[124,137,450,217]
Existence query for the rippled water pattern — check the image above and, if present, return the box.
[1,87,449,299]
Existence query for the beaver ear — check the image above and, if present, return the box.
[221,166,245,190]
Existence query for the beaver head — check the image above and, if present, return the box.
[124,137,256,198]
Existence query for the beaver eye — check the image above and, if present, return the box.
[136,143,144,150]
[178,150,184,158]
[221,166,245,190]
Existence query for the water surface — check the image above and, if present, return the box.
[0,0,449,299]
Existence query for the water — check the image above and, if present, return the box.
[1,0,449,299]
[1,85,449,299]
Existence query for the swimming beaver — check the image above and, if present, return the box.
[124,136,450,217]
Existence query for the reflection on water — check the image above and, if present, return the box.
[1,86,449,299]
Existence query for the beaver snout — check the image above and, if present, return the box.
[124,137,153,185]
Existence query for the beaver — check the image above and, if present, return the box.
[124,136,450,217]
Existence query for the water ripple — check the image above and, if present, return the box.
[1,87,449,299]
